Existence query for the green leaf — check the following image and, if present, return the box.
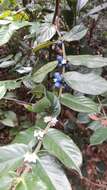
[0,80,21,90]
[0,143,28,176]
[16,66,32,74]
[24,97,50,113]
[31,84,45,98]
[10,21,30,31]
[36,154,71,190]
[60,93,99,113]
[0,174,13,190]
[32,61,57,83]
[0,19,11,25]
[15,172,48,190]
[36,116,47,129]
[46,91,61,117]
[77,0,89,11]
[43,129,82,175]
[63,72,107,95]
[0,21,30,46]
[63,24,87,42]
[0,111,18,127]
[0,60,16,68]
[37,23,56,43]
[87,2,107,16]
[30,22,40,34]
[12,154,71,190]
[33,40,55,52]
[0,25,12,46]
[0,54,13,62]
[1,168,48,190]
[90,128,107,145]
[0,85,6,99]
[12,128,36,144]
[88,121,102,131]
[68,55,107,68]
[1,0,17,8]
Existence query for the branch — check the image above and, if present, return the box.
[52,0,61,25]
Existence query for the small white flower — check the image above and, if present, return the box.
[34,130,44,140]
[50,117,58,126]
[44,116,58,127]
[24,152,37,163]
[44,116,52,123]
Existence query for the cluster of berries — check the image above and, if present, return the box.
[53,72,62,88]
[53,55,68,88]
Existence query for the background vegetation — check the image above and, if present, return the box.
[0,0,107,189]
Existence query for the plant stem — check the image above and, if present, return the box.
[34,123,51,154]
[52,0,61,25]
[58,43,66,97]
[97,96,107,118]
[57,31,67,97]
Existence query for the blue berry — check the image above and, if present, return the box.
[55,81,61,88]
[57,55,63,64]
[54,72,62,81]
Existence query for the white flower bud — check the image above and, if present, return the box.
[24,152,37,163]
[34,130,44,140]
[44,116,52,123]
[44,116,58,127]
[50,117,58,126]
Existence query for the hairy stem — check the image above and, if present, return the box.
[34,123,51,154]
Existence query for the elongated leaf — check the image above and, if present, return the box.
[63,24,87,42]
[88,121,102,131]
[32,61,57,83]
[0,21,30,46]
[14,154,71,190]
[43,129,82,175]
[68,55,107,68]
[0,80,21,90]
[15,172,48,190]
[33,40,55,52]
[0,111,18,127]
[0,85,6,99]
[63,72,107,95]
[0,60,16,68]
[0,25,12,46]
[0,54,13,62]
[77,0,88,11]
[16,67,32,74]
[0,174,13,190]
[9,21,30,31]
[0,19,11,25]
[0,143,28,176]
[0,170,48,190]
[87,2,107,16]
[60,93,99,113]
[37,23,56,43]
[24,97,50,113]
[36,154,71,190]
[30,22,40,34]
[12,127,36,144]
[46,91,61,117]
[90,128,107,145]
